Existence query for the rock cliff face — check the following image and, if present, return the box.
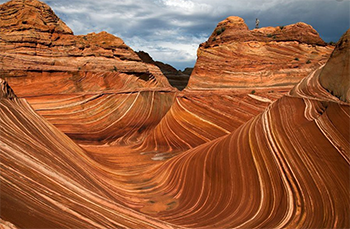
[187,16,333,89]
[0,0,172,96]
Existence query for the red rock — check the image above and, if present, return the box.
[0,31,349,227]
[0,0,172,95]
[187,16,333,89]
[0,0,349,224]
[136,88,287,156]
[0,0,176,144]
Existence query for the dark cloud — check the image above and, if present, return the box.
[0,0,348,70]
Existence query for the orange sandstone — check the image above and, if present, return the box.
[187,16,333,89]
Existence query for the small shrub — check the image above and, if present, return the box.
[216,27,226,36]
[113,66,118,72]
[267,34,273,38]
[328,41,336,46]
[279,25,284,30]
[251,90,256,94]
[294,57,299,61]
[306,60,311,64]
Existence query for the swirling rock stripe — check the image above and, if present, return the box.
[137,89,287,156]
[1,72,349,228]
[142,96,349,228]
[0,97,176,228]
[26,90,176,144]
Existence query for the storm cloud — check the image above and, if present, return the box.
[1,0,349,69]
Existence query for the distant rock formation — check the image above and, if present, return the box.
[136,51,190,90]
[0,0,172,96]
[187,16,334,89]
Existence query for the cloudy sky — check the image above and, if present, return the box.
[2,0,349,69]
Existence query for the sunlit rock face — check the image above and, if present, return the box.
[187,16,334,89]
[25,91,176,145]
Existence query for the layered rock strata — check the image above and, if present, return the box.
[187,16,334,89]
[0,0,172,94]
[0,0,175,144]
[137,88,288,158]
[138,17,335,155]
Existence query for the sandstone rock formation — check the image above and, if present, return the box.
[136,17,335,155]
[0,0,349,227]
[26,91,176,145]
[0,0,176,144]
[0,79,174,228]
[0,0,172,96]
[319,29,350,102]
[0,78,16,100]
[187,16,334,89]
[0,30,349,227]
[136,51,190,90]
[136,88,286,157]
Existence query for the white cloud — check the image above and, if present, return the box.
[162,0,195,10]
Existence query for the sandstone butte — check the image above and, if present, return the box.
[0,29,349,229]
[187,16,334,89]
